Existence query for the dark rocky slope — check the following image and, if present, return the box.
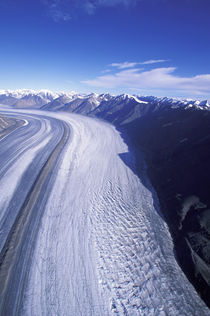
[115,107,210,308]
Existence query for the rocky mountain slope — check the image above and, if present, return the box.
[120,106,210,309]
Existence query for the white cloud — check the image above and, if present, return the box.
[82,67,210,97]
[110,62,140,69]
[141,59,169,65]
[110,59,167,69]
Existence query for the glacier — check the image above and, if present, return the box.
[0,109,206,315]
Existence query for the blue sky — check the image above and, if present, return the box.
[0,0,210,98]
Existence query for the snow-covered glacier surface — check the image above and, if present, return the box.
[7,110,208,315]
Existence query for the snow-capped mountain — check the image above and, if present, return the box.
[43,92,210,129]
[0,89,209,113]
[42,92,209,123]
[0,89,61,100]
[42,92,104,114]
[0,89,72,108]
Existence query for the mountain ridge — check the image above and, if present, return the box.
[0,89,209,113]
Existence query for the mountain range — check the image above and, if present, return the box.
[0,89,209,117]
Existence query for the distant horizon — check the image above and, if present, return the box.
[0,88,210,102]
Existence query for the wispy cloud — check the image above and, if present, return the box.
[109,59,167,69]
[42,0,140,21]
[141,59,169,65]
[82,66,210,97]
[110,62,140,69]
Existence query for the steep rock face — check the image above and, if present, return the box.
[118,107,210,308]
